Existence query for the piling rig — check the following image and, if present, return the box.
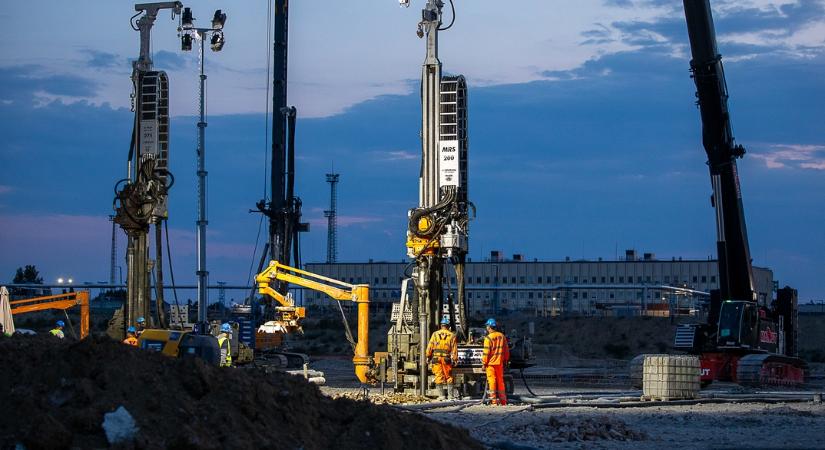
[379,1,530,398]
[111,2,182,337]
[669,0,805,387]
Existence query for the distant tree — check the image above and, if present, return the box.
[12,265,43,284]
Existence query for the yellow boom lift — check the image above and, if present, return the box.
[256,261,375,384]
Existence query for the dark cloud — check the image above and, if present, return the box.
[0,65,97,104]
[153,50,188,70]
[80,49,121,69]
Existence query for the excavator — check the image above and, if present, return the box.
[7,291,90,339]
[669,0,806,387]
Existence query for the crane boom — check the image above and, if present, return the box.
[256,261,374,383]
[683,0,755,302]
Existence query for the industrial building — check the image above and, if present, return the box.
[304,250,775,317]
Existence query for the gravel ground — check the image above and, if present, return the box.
[316,356,825,449]
[421,402,825,449]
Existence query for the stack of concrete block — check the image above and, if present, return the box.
[642,355,700,401]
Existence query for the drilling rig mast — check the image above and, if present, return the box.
[112,2,181,336]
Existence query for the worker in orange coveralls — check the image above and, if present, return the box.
[426,316,458,400]
[122,326,139,346]
[482,318,510,405]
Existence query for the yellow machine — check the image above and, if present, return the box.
[256,261,375,383]
[137,329,222,365]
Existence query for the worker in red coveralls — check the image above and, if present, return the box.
[482,318,510,405]
[426,316,458,400]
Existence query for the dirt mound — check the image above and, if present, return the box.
[0,335,482,450]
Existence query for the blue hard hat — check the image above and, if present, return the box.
[136,317,146,324]
[56,320,65,327]
[221,323,232,333]
[440,316,450,325]
[127,326,136,333]
[485,318,497,328]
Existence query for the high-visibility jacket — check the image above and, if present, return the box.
[218,334,232,367]
[426,328,458,362]
[482,331,509,367]
[123,336,138,346]
[49,328,65,339]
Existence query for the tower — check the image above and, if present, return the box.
[324,173,339,263]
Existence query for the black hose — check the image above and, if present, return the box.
[438,0,456,31]
[519,369,539,397]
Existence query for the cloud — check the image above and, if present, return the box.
[373,150,418,161]
[750,144,825,170]
[0,185,12,195]
[80,49,121,69]
[153,50,188,71]
[0,65,97,105]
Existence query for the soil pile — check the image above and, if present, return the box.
[0,335,482,450]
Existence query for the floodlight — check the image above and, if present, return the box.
[212,10,226,30]
[210,31,225,52]
[181,7,194,29]
[181,33,193,51]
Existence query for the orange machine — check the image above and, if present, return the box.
[10,291,90,339]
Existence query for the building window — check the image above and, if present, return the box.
[485,277,490,284]
[701,276,707,283]
[711,275,716,283]
[528,292,534,299]
[511,277,517,284]
[610,293,615,299]
[555,276,561,283]
[476,276,481,284]
[601,276,606,283]
[645,276,651,283]
[573,292,578,299]
[619,276,624,283]
[502,277,508,285]
[451,277,456,285]
[591,277,597,283]
[537,276,543,284]
[383,277,388,284]
[573,276,579,283]
[692,276,698,283]
[610,276,615,283]
[520,276,526,284]
[582,292,588,299]
[628,276,633,283]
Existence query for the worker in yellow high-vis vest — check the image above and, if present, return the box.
[426,316,458,400]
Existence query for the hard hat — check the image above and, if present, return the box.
[220,323,232,333]
[56,320,65,327]
[136,317,146,324]
[485,318,497,328]
[127,326,136,333]
[440,316,450,325]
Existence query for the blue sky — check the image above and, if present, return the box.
[0,0,823,300]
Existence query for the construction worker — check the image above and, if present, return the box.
[135,316,146,337]
[482,318,510,406]
[426,316,458,400]
[49,320,65,339]
[217,323,233,367]
[123,326,139,346]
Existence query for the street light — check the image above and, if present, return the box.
[178,9,227,331]
[57,277,64,284]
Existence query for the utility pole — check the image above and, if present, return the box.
[180,7,226,330]
[324,173,340,263]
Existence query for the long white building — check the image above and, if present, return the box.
[304,250,775,317]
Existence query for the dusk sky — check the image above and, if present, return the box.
[0,0,823,301]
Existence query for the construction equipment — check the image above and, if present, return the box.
[256,261,375,384]
[9,291,90,340]
[111,2,183,337]
[138,328,221,365]
[669,0,805,386]
[376,1,531,398]
[254,0,309,296]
